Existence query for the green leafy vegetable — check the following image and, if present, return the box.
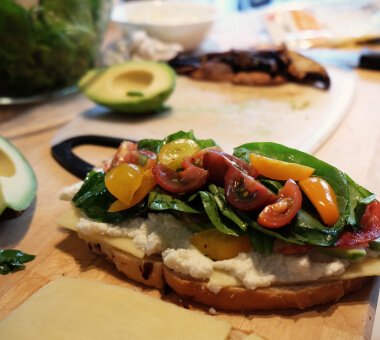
[0,0,109,97]
[72,171,145,223]
[0,249,35,275]
[138,130,217,154]
[247,229,273,254]
[198,191,239,236]
[208,185,248,232]
[234,142,374,232]
[148,188,200,213]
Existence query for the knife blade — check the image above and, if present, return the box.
[300,49,380,71]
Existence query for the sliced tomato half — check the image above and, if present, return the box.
[336,200,380,246]
[153,162,208,194]
[203,150,258,185]
[257,179,302,228]
[224,166,276,211]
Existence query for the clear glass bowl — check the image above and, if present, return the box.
[0,0,111,103]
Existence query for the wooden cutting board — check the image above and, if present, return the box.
[0,127,378,340]
[1,67,378,340]
[52,68,354,154]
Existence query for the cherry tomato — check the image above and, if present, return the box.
[105,163,143,205]
[299,177,339,226]
[249,153,314,180]
[158,138,200,170]
[191,146,222,168]
[336,200,380,246]
[257,179,302,228]
[104,141,156,171]
[153,162,208,194]
[108,168,157,212]
[224,166,276,211]
[203,150,258,186]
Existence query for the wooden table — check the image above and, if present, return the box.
[1,20,380,340]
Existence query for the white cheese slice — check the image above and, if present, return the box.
[0,278,231,340]
[58,208,380,286]
[209,269,242,288]
[57,208,145,259]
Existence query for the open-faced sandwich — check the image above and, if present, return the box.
[59,131,380,311]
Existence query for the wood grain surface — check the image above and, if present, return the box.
[0,115,378,340]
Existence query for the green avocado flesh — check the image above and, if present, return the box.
[321,247,367,260]
[0,137,37,216]
[78,61,176,113]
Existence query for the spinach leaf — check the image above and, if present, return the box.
[208,185,248,231]
[292,210,341,246]
[198,191,239,236]
[148,188,200,213]
[247,229,274,254]
[0,249,35,275]
[72,171,145,223]
[137,130,217,153]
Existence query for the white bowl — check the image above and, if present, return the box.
[111,1,219,51]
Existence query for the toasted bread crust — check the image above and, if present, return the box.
[163,267,369,311]
[86,241,165,289]
[85,239,370,311]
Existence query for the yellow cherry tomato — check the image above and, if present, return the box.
[158,139,200,170]
[105,163,143,206]
[249,153,314,181]
[298,177,340,226]
[191,229,251,260]
[108,168,157,212]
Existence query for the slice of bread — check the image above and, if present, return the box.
[84,238,369,311]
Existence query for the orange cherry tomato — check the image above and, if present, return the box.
[299,177,339,226]
[108,168,157,212]
[249,153,314,181]
[105,163,143,206]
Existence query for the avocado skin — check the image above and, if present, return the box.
[321,248,367,260]
[0,208,25,221]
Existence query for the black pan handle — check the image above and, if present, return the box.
[51,135,134,179]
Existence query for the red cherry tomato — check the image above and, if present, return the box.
[203,150,258,185]
[153,162,208,194]
[104,141,157,171]
[224,166,276,211]
[336,200,380,246]
[257,179,302,228]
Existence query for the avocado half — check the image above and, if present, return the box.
[78,61,176,114]
[0,137,37,218]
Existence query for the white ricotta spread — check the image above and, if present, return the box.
[59,182,84,201]
[61,183,352,290]
[76,213,191,256]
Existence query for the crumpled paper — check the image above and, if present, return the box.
[102,31,183,65]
